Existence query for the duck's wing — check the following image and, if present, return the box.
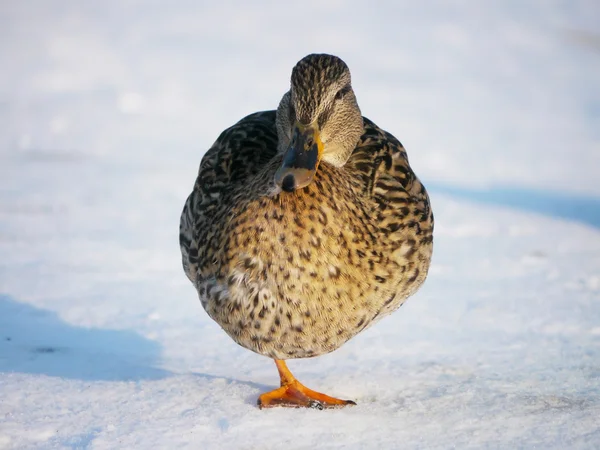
[349,117,434,247]
[179,110,279,284]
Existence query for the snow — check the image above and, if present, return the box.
[1,0,600,448]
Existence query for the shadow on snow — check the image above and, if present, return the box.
[0,295,274,399]
[429,184,600,229]
[0,295,169,381]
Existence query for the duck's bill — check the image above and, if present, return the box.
[275,123,323,192]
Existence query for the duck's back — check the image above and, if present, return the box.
[180,111,279,283]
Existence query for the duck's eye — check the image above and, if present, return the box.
[306,136,314,148]
[335,85,350,101]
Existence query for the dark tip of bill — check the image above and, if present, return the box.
[281,174,296,192]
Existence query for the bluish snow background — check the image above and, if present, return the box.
[1,1,599,448]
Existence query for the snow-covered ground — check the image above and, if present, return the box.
[1,1,600,448]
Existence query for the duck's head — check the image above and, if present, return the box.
[274,54,363,192]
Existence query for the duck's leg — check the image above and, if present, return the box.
[257,359,356,409]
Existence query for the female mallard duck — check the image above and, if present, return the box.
[180,54,434,409]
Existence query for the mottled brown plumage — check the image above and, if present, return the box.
[180,54,434,407]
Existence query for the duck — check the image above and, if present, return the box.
[179,53,434,409]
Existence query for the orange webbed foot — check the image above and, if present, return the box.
[257,360,356,410]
